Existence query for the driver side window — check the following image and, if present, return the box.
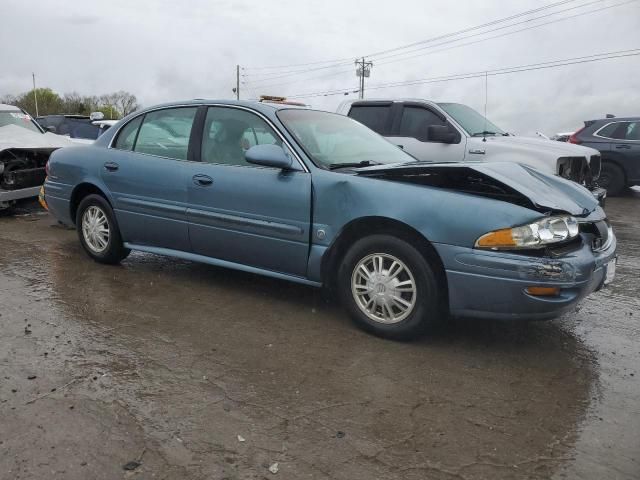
[201,108,281,166]
[398,107,446,142]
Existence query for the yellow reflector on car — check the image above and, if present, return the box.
[525,286,560,296]
[475,228,516,248]
[38,185,48,211]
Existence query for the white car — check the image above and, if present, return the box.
[0,104,74,209]
[338,99,605,203]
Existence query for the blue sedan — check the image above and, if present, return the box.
[43,100,617,339]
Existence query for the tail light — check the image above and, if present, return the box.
[568,126,586,144]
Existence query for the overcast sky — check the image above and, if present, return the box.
[1,0,639,135]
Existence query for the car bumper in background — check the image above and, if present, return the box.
[590,186,607,207]
[0,186,41,203]
[435,234,617,320]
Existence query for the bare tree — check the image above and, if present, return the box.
[112,91,139,117]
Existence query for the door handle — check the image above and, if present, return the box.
[192,174,213,186]
[104,162,119,172]
[614,144,631,149]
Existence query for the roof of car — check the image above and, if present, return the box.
[589,116,640,123]
[0,104,21,111]
[141,99,311,114]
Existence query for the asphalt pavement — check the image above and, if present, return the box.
[1,190,638,480]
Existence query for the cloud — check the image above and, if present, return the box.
[0,0,638,135]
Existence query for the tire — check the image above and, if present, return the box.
[338,234,444,340]
[76,194,130,264]
[598,163,625,196]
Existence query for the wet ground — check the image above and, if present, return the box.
[1,191,638,480]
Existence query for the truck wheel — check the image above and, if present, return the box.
[76,194,130,264]
[338,235,443,340]
[599,163,625,196]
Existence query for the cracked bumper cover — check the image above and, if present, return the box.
[434,233,617,320]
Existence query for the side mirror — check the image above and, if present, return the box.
[245,144,293,170]
[45,125,56,133]
[89,111,105,121]
[427,125,457,144]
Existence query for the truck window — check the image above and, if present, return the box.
[348,105,391,134]
[398,107,446,142]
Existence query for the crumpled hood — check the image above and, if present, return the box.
[486,134,598,158]
[358,161,599,217]
[0,124,74,151]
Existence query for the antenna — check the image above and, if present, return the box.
[483,71,488,142]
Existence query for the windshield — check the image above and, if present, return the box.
[277,109,412,168]
[437,103,505,136]
[0,110,43,134]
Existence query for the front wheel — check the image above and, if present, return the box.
[338,235,444,340]
[76,194,130,264]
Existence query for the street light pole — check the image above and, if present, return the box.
[236,65,240,100]
[32,73,39,117]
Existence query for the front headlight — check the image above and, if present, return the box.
[475,216,579,250]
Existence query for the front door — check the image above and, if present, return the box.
[101,107,198,251]
[186,106,312,277]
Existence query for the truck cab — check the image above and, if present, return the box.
[338,99,605,202]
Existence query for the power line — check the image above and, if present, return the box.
[286,48,640,98]
[245,0,633,91]
[371,0,637,67]
[244,0,582,72]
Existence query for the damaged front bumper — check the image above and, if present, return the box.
[434,230,617,321]
[590,186,607,207]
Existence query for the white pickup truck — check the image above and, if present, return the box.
[337,99,605,203]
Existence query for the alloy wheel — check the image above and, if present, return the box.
[351,253,417,324]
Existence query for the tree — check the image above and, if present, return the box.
[1,88,140,119]
[112,91,139,117]
[0,94,17,105]
[14,88,63,117]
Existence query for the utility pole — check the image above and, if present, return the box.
[236,65,240,100]
[355,58,372,99]
[32,73,39,117]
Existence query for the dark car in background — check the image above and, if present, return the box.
[570,117,640,195]
[37,114,105,142]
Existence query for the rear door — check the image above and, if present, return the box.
[101,106,198,251]
[598,121,640,182]
[388,103,465,162]
[185,106,312,277]
[347,102,395,135]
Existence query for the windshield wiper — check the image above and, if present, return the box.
[471,131,499,137]
[328,160,382,170]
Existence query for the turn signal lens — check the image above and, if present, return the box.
[475,228,516,248]
[525,286,561,296]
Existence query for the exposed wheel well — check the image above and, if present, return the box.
[69,183,109,225]
[322,217,448,307]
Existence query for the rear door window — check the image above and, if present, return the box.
[348,105,391,134]
[398,106,446,142]
[623,122,640,141]
[134,107,198,160]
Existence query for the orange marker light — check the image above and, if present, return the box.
[476,228,516,248]
[525,286,561,297]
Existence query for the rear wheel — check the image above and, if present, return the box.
[598,163,625,196]
[338,235,444,340]
[76,194,130,264]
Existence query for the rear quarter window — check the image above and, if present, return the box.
[348,105,391,134]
